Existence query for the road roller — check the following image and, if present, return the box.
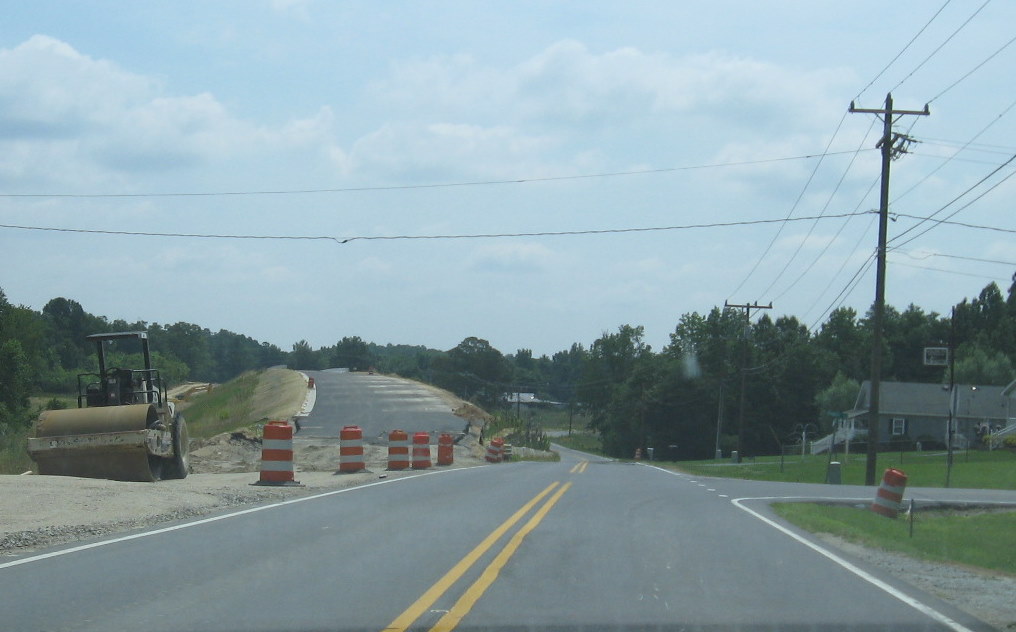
[27,331,189,482]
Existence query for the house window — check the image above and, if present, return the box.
[891,418,906,436]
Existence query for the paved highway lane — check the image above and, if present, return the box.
[3,447,1006,631]
[299,370,469,440]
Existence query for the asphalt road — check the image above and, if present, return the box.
[4,443,1013,631]
[298,370,469,441]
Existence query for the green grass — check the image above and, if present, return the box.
[1,394,79,474]
[773,502,1016,576]
[550,432,606,456]
[664,449,1016,490]
[0,425,33,474]
[183,371,260,439]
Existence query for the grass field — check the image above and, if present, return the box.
[773,502,1016,575]
[549,431,605,456]
[665,449,1016,490]
[0,395,80,475]
[184,368,306,439]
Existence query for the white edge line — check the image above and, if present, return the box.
[731,497,974,632]
[640,463,976,632]
[0,465,482,571]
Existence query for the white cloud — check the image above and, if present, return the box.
[350,122,558,181]
[468,242,560,273]
[0,35,347,189]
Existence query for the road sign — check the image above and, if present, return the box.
[923,347,949,366]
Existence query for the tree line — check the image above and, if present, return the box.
[2,276,1014,458]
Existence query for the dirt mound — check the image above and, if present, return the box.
[188,430,264,474]
[189,426,486,474]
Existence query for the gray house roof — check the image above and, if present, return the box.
[852,380,1009,421]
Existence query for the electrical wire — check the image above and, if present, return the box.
[853,0,953,101]
[0,150,870,200]
[762,117,879,299]
[887,259,1011,281]
[889,212,1016,236]
[725,111,851,300]
[892,96,1016,203]
[888,0,992,93]
[897,251,1016,266]
[929,32,1016,103]
[889,154,1016,247]
[773,173,880,304]
[0,210,876,243]
[808,253,878,332]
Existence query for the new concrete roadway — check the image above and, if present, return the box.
[3,441,1013,631]
[297,370,469,441]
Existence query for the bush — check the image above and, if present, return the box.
[44,397,68,410]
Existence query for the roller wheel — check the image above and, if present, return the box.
[147,454,164,481]
[163,413,190,480]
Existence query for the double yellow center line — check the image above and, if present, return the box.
[569,460,589,474]
[382,481,572,632]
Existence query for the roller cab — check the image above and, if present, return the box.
[27,332,190,482]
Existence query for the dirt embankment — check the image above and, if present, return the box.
[1,371,488,556]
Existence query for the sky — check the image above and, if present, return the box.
[1,1,1014,358]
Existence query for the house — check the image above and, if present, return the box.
[502,392,564,412]
[847,380,1011,449]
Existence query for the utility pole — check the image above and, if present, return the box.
[725,300,772,462]
[946,306,956,487]
[714,380,724,460]
[850,93,929,486]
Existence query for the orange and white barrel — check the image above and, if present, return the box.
[871,468,908,518]
[485,437,504,463]
[255,421,301,486]
[339,425,365,473]
[412,432,432,469]
[437,432,454,466]
[388,429,410,470]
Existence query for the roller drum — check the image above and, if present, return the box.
[29,404,164,482]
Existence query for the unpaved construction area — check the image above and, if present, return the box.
[1,370,490,556]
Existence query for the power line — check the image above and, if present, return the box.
[726,112,852,300]
[773,173,880,304]
[890,213,1016,235]
[887,259,1012,281]
[761,117,879,299]
[808,253,877,332]
[888,0,991,93]
[853,0,953,101]
[918,137,1016,153]
[889,154,1016,246]
[892,97,1016,203]
[0,150,872,200]
[897,250,1016,266]
[929,32,1016,103]
[0,211,876,243]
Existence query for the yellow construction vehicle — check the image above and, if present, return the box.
[27,331,189,482]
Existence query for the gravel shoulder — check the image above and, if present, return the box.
[0,449,484,556]
[815,531,1016,630]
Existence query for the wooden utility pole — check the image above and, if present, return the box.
[849,93,929,485]
[725,300,772,462]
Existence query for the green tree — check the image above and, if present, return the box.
[288,339,322,370]
[815,372,860,418]
[332,336,372,371]
[949,344,1014,386]
[433,337,509,408]
[0,339,32,428]
[814,307,868,381]
[161,322,213,379]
